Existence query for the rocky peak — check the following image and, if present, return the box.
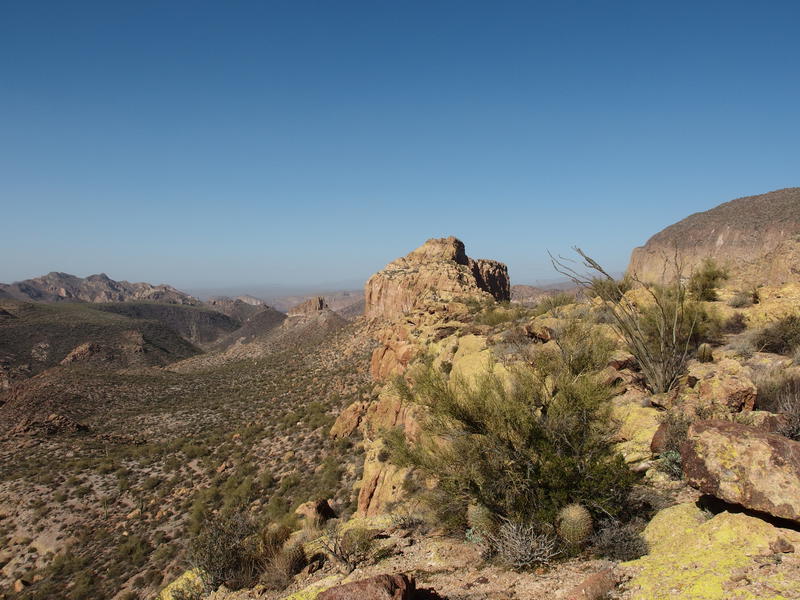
[288,296,330,316]
[364,236,510,321]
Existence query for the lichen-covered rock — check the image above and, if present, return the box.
[669,359,757,414]
[611,391,661,464]
[681,420,800,523]
[156,568,204,600]
[623,503,800,599]
[364,237,509,322]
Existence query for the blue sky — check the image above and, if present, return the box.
[2,1,798,292]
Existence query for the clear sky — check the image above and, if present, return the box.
[2,1,799,292]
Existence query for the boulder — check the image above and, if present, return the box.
[623,502,800,599]
[295,499,337,524]
[566,567,621,600]
[681,420,800,523]
[670,359,757,414]
[317,574,415,600]
[330,401,369,439]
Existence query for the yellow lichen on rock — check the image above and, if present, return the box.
[611,394,661,464]
[624,503,798,599]
[280,575,343,600]
[156,568,205,600]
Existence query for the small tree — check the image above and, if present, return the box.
[388,326,634,532]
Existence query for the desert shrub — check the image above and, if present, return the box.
[485,519,561,570]
[688,259,729,301]
[551,320,616,376]
[589,276,632,302]
[723,312,747,334]
[188,511,265,591]
[388,354,634,533]
[654,410,692,478]
[753,315,800,355]
[318,523,375,574]
[728,291,753,308]
[260,543,307,590]
[531,292,575,317]
[591,519,648,561]
[476,303,530,327]
[754,370,800,440]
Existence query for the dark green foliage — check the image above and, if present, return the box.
[591,520,648,561]
[688,259,729,301]
[753,315,800,355]
[388,334,635,533]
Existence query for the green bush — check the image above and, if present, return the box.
[188,511,265,591]
[728,290,754,308]
[388,343,634,536]
[688,259,729,301]
[753,315,800,355]
[754,370,800,440]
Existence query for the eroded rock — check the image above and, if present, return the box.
[681,420,800,523]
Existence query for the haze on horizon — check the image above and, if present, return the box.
[2,1,799,290]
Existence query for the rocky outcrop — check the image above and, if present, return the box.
[317,574,418,600]
[628,187,800,285]
[364,237,510,322]
[0,272,198,304]
[623,502,800,599]
[288,296,329,316]
[681,420,800,523]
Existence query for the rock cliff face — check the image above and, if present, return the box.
[364,237,510,322]
[0,272,198,305]
[628,187,800,285]
[288,296,329,316]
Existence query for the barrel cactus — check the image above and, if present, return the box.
[556,503,593,546]
[697,343,714,363]
[466,503,497,538]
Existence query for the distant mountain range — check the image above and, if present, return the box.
[0,272,199,305]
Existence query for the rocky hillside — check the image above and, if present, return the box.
[628,187,800,284]
[0,272,199,305]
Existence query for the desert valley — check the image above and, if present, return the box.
[3,188,800,600]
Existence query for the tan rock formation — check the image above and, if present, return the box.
[364,236,510,322]
[628,187,800,285]
[287,296,329,316]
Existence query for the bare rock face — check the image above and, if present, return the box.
[365,237,510,322]
[681,420,800,523]
[288,296,329,316]
[628,188,800,285]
